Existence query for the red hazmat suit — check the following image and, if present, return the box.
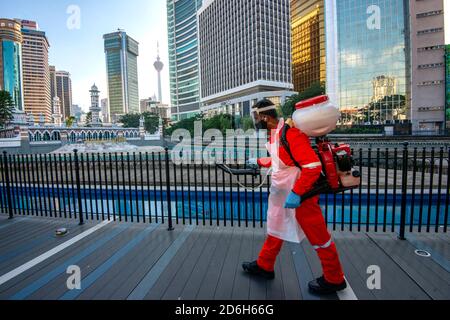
[257,125,345,285]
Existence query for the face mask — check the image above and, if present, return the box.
[255,120,268,131]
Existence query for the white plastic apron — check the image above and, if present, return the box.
[266,119,305,243]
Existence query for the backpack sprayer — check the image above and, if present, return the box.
[216,95,361,200]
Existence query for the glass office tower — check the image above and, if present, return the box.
[104,30,140,122]
[0,19,24,112]
[326,0,410,125]
[167,0,202,122]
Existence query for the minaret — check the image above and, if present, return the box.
[153,42,164,103]
[52,96,62,126]
[89,84,101,126]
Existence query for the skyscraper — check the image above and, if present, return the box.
[445,45,450,130]
[19,19,51,123]
[291,0,326,93]
[49,65,56,100]
[167,0,203,121]
[103,30,140,122]
[0,18,24,115]
[198,0,294,116]
[55,70,72,120]
[101,98,109,123]
[409,0,446,133]
[325,0,410,126]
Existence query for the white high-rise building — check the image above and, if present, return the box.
[101,98,109,123]
[198,0,295,116]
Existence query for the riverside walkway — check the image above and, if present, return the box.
[0,214,448,300]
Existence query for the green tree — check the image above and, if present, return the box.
[142,112,160,134]
[119,112,160,134]
[164,114,202,136]
[119,113,140,128]
[280,82,326,118]
[240,116,254,131]
[65,116,76,128]
[0,90,15,128]
[164,113,236,137]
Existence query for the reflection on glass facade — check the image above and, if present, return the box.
[1,40,23,111]
[167,0,202,121]
[291,0,326,93]
[332,0,409,125]
[104,31,140,122]
[0,19,24,113]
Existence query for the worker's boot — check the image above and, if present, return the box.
[242,261,275,280]
[308,276,347,295]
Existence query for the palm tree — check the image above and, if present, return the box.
[0,90,15,128]
[65,116,76,128]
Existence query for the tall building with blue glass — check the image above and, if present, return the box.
[167,0,202,122]
[104,30,140,123]
[0,18,24,113]
[325,0,410,126]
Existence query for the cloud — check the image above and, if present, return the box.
[340,50,364,67]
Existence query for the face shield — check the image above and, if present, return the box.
[251,104,277,131]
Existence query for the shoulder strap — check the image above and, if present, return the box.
[280,124,302,169]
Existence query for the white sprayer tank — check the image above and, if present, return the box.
[292,95,340,137]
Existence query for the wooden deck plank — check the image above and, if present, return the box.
[102,225,185,300]
[144,226,203,300]
[180,227,227,300]
[265,242,285,300]
[0,222,119,299]
[231,227,254,300]
[408,233,450,261]
[288,242,319,300]
[0,215,448,301]
[214,227,245,300]
[248,229,267,300]
[343,232,431,300]
[161,228,214,300]
[0,219,63,250]
[278,243,302,300]
[28,224,148,300]
[332,233,381,300]
[384,232,450,285]
[368,233,449,300]
[0,220,92,273]
[80,225,173,300]
[195,227,235,300]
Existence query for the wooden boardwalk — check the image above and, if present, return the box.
[0,214,448,300]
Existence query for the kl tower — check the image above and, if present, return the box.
[153,42,164,103]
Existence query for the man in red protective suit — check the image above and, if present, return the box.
[242,99,347,295]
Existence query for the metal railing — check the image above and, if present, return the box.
[0,127,19,139]
[0,143,448,238]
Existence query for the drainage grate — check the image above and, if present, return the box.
[414,249,431,258]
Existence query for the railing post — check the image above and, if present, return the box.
[2,151,13,219]
[73,149,84,225]
[165,148,174,231]
[399,142,409,240]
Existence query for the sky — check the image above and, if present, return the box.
[1,0,170,112]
